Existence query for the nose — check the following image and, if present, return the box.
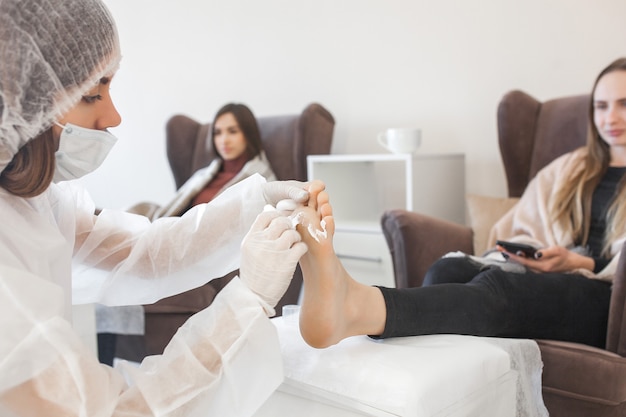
[96,96,122,130]
[604,104,620,124]
[218,134,231,146]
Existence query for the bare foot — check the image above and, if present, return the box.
[294,192,386,348]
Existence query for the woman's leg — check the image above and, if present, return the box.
[296,193,611,349]
[378,268,611,347]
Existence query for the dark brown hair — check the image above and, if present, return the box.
[211,103,263,159]
[0,129,56,197]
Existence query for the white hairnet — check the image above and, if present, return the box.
[0,0,122,173]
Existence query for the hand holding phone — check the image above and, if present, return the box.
[496,240,538,257]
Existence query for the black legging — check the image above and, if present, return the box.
[375,256,612,347]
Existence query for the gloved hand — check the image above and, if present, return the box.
[240,210,308,316]
[262,180,323,207]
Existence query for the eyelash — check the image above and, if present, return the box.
[214,128,240,135]
[82,94,103,104]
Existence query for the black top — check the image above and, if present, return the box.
[588,166,626,272]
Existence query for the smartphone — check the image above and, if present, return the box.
[495,240,538,257]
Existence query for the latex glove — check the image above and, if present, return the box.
[261,180,310,206]
[240,210,308,316]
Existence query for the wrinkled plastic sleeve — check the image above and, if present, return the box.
[1,266,282,417]
[71,175,267,306]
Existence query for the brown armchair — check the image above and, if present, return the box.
[142,102,335,355]
[380,90,626,416]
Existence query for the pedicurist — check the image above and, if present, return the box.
[0,0,318,414]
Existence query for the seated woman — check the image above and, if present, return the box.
[131,102,276,219]
[294,57,626,350]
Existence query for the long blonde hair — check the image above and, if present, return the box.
[551,58,626,256]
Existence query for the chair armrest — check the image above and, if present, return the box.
[607,241,626,356]
[537,339,626,406]
[381,209,473,288]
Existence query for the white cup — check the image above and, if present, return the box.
[377,128,421,155]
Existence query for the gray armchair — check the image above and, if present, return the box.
[381,91,626,416]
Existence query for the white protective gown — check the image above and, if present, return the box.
[0,174,284,416]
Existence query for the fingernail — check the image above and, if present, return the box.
[501,253,509,260]
[534,252,542,259]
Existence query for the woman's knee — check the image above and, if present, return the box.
[423,256,482,286]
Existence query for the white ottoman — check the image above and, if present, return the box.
[255,316,547,417]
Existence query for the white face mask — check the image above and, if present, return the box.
[53,122,118,182]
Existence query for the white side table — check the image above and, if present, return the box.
[307,153,465,288]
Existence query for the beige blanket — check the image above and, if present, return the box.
[127,152,276,220]
[488,147,624,282]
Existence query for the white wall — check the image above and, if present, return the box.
[86,0,626,211]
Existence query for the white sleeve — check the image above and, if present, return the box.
[71,174,267,306]
[0,266,282,417]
